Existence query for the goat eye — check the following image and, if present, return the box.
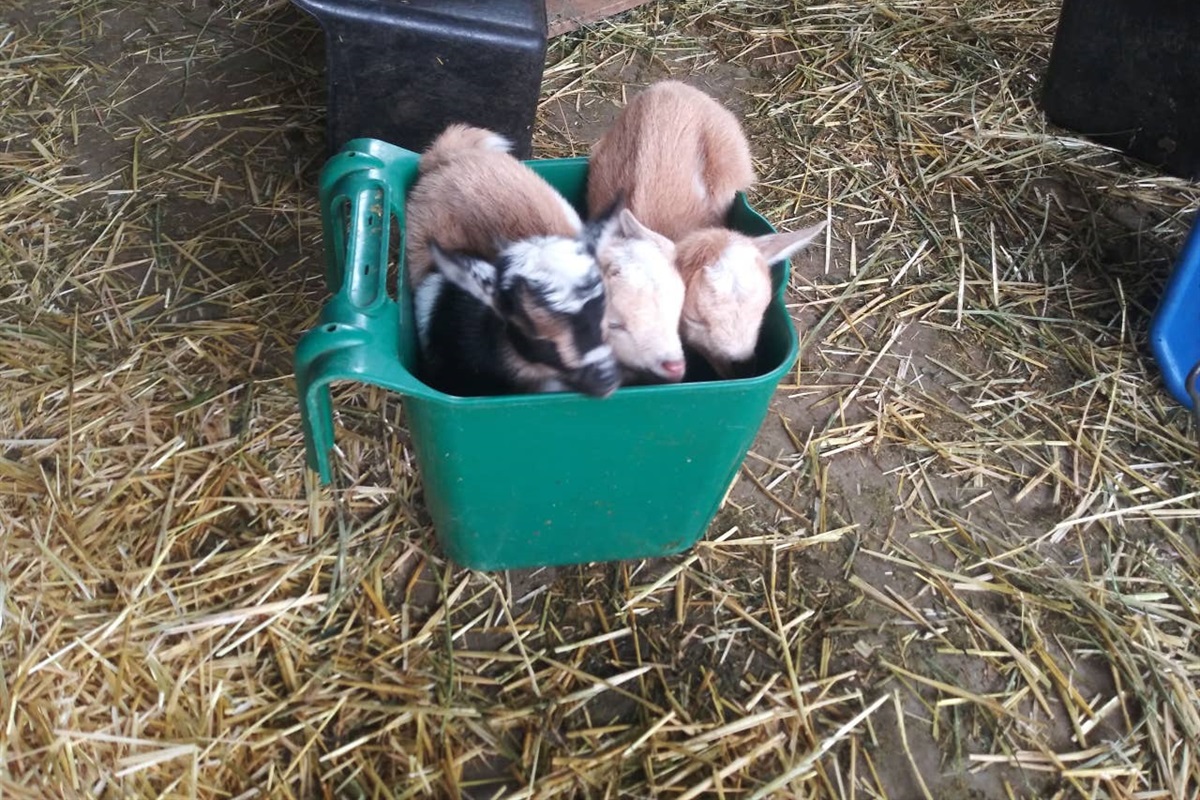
[608,321,628,331]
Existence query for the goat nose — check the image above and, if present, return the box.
[660,359,686,381]
[576,358,621,398]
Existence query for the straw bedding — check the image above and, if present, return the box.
[1,1,1197,797]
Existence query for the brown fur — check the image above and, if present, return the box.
[406,123,582,287]
[586,81,826,379]
[672,228,729,283]
[416,124,510,176]
[587,81,755,240]
[516,287,582,368]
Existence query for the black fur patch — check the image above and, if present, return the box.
[420,279,514,397]
[419,243,610,396]
[581,191,625,256]
[507,324,566,370]
[569,295,607,355]
[506,271,602,316]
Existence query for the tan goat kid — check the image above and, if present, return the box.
[588,80,826,379]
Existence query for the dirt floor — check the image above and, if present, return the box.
[2,1,1199,799]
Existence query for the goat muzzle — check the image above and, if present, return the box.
[572,358,621,399]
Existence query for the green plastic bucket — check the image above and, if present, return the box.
[295,138,798,571]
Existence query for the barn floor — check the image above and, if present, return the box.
[2,1,1198,798]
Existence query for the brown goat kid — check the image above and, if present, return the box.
[588,80,826,379]
[406,124,584,288]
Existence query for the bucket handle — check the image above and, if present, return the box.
[295,139,437,483]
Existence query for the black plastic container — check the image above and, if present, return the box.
[292,0,548,158]
[1042,0,1200,181]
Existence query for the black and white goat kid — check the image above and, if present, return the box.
[406,123,621,399]
[415,233,620,398]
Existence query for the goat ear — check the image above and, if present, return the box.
[582,190,626,256]
[617,208,675,254]
[751,219,827,265]
[429,241,499,310]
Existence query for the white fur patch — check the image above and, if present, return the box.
[553,192,584,232]
[503,237,604,312]
[709,241,763,297]
[599,233,685,375]
[692,169,709,202]
[606,238,675,290]
[580,344,614,366]
[482,133,513,152]
[413,273,444,352]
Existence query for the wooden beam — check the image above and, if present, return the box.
[545,0,653,37]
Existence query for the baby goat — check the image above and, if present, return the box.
[593,205,687,384]
[588,80,826,380]
[406,123,621,398]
